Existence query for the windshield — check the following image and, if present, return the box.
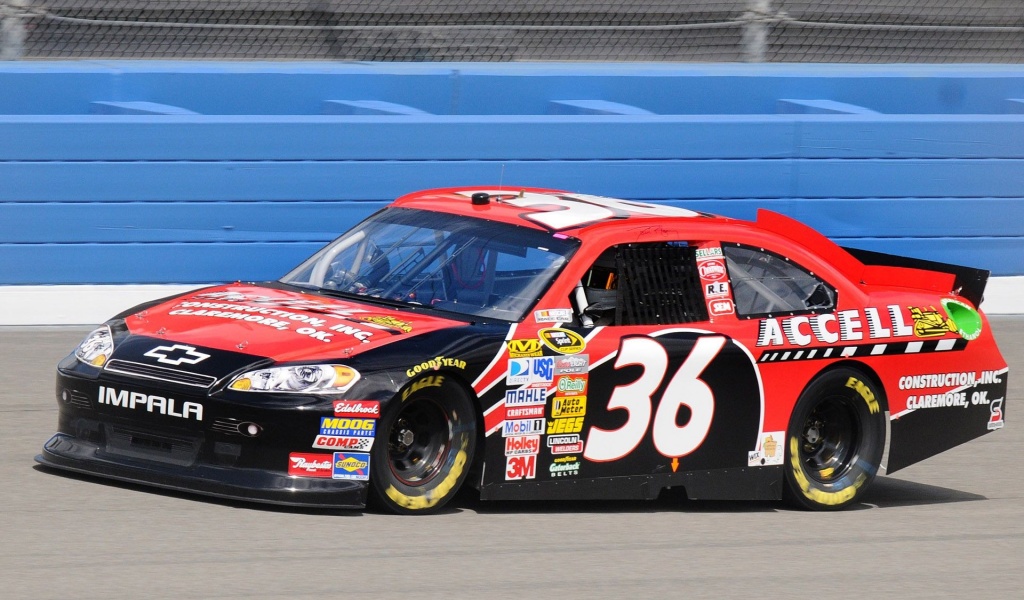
[281,208,579,321]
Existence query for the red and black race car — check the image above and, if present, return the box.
[39,187,1009,512]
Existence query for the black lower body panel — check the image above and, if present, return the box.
[37,433,368,509]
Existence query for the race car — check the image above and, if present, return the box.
[38,187,1009,513]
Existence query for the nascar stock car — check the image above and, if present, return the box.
[38,187,1008,513]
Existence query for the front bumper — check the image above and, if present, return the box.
[38,432,368,508]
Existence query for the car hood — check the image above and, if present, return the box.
[120,283,467,363]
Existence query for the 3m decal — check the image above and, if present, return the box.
[288,453,334,478]
[508,339,544,358]
[332,452,370,480]
[584,336,724,462]
[505,454,537,480]
[333,400,381,418]
[538,328,586,354]
[97,386,203,421]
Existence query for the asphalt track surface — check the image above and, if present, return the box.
[3,320,1022,600]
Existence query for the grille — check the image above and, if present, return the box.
[65,389,93,409]
[104,425,201,467]
[617,244,708,326]
[105,359,217,389]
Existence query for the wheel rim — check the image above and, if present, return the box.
[387,398,452,486]
[799,395,860,483]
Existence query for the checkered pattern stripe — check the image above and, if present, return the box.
[757,337,968,363]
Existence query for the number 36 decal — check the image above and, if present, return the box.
[584,336,726,462]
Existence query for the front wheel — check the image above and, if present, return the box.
[783,367,885,510]
[369,376,476,514]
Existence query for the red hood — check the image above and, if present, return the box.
[122,284,464,362]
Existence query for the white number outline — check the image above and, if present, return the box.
[584,335,725,462]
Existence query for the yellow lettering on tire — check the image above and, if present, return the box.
[384,439,469,511]
[844,376,880,414]
[789,436,864,507]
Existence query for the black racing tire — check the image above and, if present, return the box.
[368,375,476,514]
[783,367,885,510]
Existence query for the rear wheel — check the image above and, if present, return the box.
[784,367,885,510]
[369,376,476,514]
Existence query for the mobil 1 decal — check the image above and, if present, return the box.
[581,331,761,477]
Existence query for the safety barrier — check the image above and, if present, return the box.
[2,62,1023,285]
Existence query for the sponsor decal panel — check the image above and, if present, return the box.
[502,418,546,437]
[406,356,467,378]
[320,417,376,437]
[708,299,734,317]
[505,454,537,480]
[554,374,587,397]
[747,432,784,467]
[358,315,412,333]
[333,400,381,418]
[554,354,589,375]
[552,395,586,419]
[504,387,547,407]
[547,434,585,455]
[313,435,374,451]
[757,305,918,347]
[695,247,723,260]
[900,369,1005,412]
[505,435,541,456]
[288,453,334,478]
[534,308,574,323]
[549,455,581,477]
[703,281,730,298]
[698,259,727,281]
[506,357,554,386]
[538,328,586,355]
[332,452,371,480]
[97,386,203,421]
[508,339,544,358]
[547,416,584,435]
[506,405,546,418]
[989,398,1005,430]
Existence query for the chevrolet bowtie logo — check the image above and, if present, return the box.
[144,344,210,366]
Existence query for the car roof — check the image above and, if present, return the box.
[391,186,738,233]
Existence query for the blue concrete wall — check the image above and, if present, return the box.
[1,62,1023,284]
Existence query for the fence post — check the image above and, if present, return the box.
[1,0,27,60]
[742,0,770,62]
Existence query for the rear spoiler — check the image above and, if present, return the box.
[842,247,990,308]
